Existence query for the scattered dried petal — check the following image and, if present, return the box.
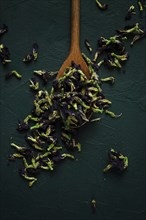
[96,0,108,10]
[0,24,8,36]
[84,39,93,52]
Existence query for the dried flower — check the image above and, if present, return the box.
[23,43,39,63]
[29,78,39,91]
[5,70,22,79]
[91,199,96,213]
[103,148,128,172]
[125,5,135,20]
[96,0,108,10]
[0,44,11,64]
[84,39,93,52]
[0,24,8,36]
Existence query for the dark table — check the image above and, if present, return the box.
[0,0,146,220]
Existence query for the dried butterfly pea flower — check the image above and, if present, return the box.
[5,70,22,79]
[23,54,34,63]
[26,134,45,150]
[93,51,100,63]
[31,143,43,151]
[96,35,127,62]
[23,43,38,63]
[104,52,128,69]
[32,43,38,60]
[29,78,39,91]
[35,152,50,160]
[49,146,62,155]
[99,99,112,106]
[90,117,101,122]
[40,164,53,171]
[0,44,11,64]
[14,71,22,79]
[11,143,28,151]
[61,127,81,151]
[34,70,58,84]
[17,121,30,131]
[137,1,144,12]
[34,70,46,76]
[40,158,54,171]
[33,101,44,116]
[130,30,146,46]
[23,158,40,172]
[51,153,74,163]
[125,5,135,20]
[27,135,39,144]
[0,24,8,36]
[11,62,120,187]
[103,148,128,172]
[97,60,104,67]
[98,35,126,54]
[23,114,40,124]
[28,179,37,187]
[84,39,93,52]
[100,77,115,85]
[11,153,24,158]
[117,23,144,36]
[117,23,145,46]
[98,36,122,47]
[30,123,44,130]
[61,153,75,160]
[61,131,72,140]
[19,168,37,187]
[31,158,40,169]
[82,53,99,73]
[39,125,54,138]
[96,0,108,10]
[105,110,122,118]
[91,199,96,213]
[104,56,122,69]
[110,52,129,61]
[11,143,32,157]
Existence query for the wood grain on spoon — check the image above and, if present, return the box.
[57,0,90,79]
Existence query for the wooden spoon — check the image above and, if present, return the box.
[56,0,90,79]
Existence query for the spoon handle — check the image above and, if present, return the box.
[70,0,80,52]
[57,0,89,79]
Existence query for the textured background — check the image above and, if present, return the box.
[0,0,146,220]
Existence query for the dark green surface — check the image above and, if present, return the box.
[0,0,146,220]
